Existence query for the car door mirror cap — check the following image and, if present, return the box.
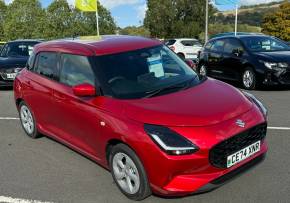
[72,83,97,97]
[232,49,243,57]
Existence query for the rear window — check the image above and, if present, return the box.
[0,42,39,57]
[165,40,176,46]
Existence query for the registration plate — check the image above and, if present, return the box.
[227,141,261,168]
[6,73,17,79]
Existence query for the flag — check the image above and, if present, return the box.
[215,0,239,5]
[75,0,97,12]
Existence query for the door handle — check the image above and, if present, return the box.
[53,92,66,102]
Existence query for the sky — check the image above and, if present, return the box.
[4,0,282,28]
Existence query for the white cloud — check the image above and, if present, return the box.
[99,0,139,9]
[239,0,282,5]
[136,3,147,21]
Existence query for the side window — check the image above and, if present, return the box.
[59,54,95,87]
[181,40,198,47]
[35,52,58,79]
[27,53,36,70]
[211,40,225,52]
[205,41,213,50]
[0,44,8,57]
[224,39,244,54]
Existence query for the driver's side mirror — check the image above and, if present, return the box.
[232,48,244,57]
[72,83,96,97]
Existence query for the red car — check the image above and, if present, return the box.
[14,36,268,200]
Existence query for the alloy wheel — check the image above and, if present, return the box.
[20,105,34,135]
[243,70,254,88]
[112,152,140,195]
[199,65,207,76]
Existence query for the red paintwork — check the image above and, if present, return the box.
[72,83,96,97]
[14,36,267,196]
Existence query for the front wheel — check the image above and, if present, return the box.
[242,67,256,90]
[198,64,207,76]
[109,144,151,200]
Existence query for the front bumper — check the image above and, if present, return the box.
[261,69,290,85]
[140,105,268,197]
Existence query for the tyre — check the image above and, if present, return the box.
[198,64,207,76]
[109,143,151,200]
[177,53,185,60]
[19,101,40,138]
[242,67,256,90]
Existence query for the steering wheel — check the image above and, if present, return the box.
[108,76,126,84]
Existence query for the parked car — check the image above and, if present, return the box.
[14,36,268,200]
[165,38,202,60]
[0,40,42,87]
[0,41,6,50]
[198,35,290,89]
[210,32,265,39]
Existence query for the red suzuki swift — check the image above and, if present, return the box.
[14,36,268,200]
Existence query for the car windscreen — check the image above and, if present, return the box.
[94,45,201,99]
[241,36,289,52]
[0,42,39,57]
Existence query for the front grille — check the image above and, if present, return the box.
[209,123,267,169]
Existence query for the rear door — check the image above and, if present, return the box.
[207,39,225,77]
[222,38,245,81]
[22,52,59,132]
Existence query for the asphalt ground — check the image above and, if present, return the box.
[0,86,290,203]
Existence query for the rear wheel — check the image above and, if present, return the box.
[19,101,39,138]
[242,67,256,90]
[109,144,151,200]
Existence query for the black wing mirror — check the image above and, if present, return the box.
[232,49,244,57]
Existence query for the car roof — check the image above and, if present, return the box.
[168,38,198,41]
[208,34,271,42]
[34,35,162,56]
[8,39,43,43]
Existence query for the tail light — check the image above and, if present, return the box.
[169,46,175,52]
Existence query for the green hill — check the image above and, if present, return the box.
[214,1,284,27]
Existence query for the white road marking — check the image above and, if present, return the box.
[0,117,290,131]
[267,127,290,130]
[0,117,19,120]
[0,196,53,203]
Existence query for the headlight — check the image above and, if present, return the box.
[144,124,199,155]
[243,91,267,117]
[260,60,288,70]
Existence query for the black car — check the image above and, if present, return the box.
[0,40,42,87]
[198,35,290,89]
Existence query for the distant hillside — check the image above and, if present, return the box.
[214,1,283,27]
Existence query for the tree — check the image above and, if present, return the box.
[144,0,216,39]
[3,0,46,40]
[262,1,290,41]
[0,0,7,40]
[73,1,117,36]
[45,0,74,39]
[119,26,150,37]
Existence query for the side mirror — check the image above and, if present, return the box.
[72,83,96,97]
[185,59,197,70]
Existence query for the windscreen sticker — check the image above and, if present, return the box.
[147,55,164,78]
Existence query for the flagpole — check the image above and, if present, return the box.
[96,0,100,36]
[205,0,209,43]
[234,3,238,36]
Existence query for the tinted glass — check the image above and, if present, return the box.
[241,36,289,52]
[0,42,39,57]
[35,52,58,79]
[205,41,213,50]
[94,45,201,99]
[60,54,95,86]
[211,40,225,52]
[27,53,36,70]
[224,39,244,54]
[165,40,176,46]
[181,40,202,47]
